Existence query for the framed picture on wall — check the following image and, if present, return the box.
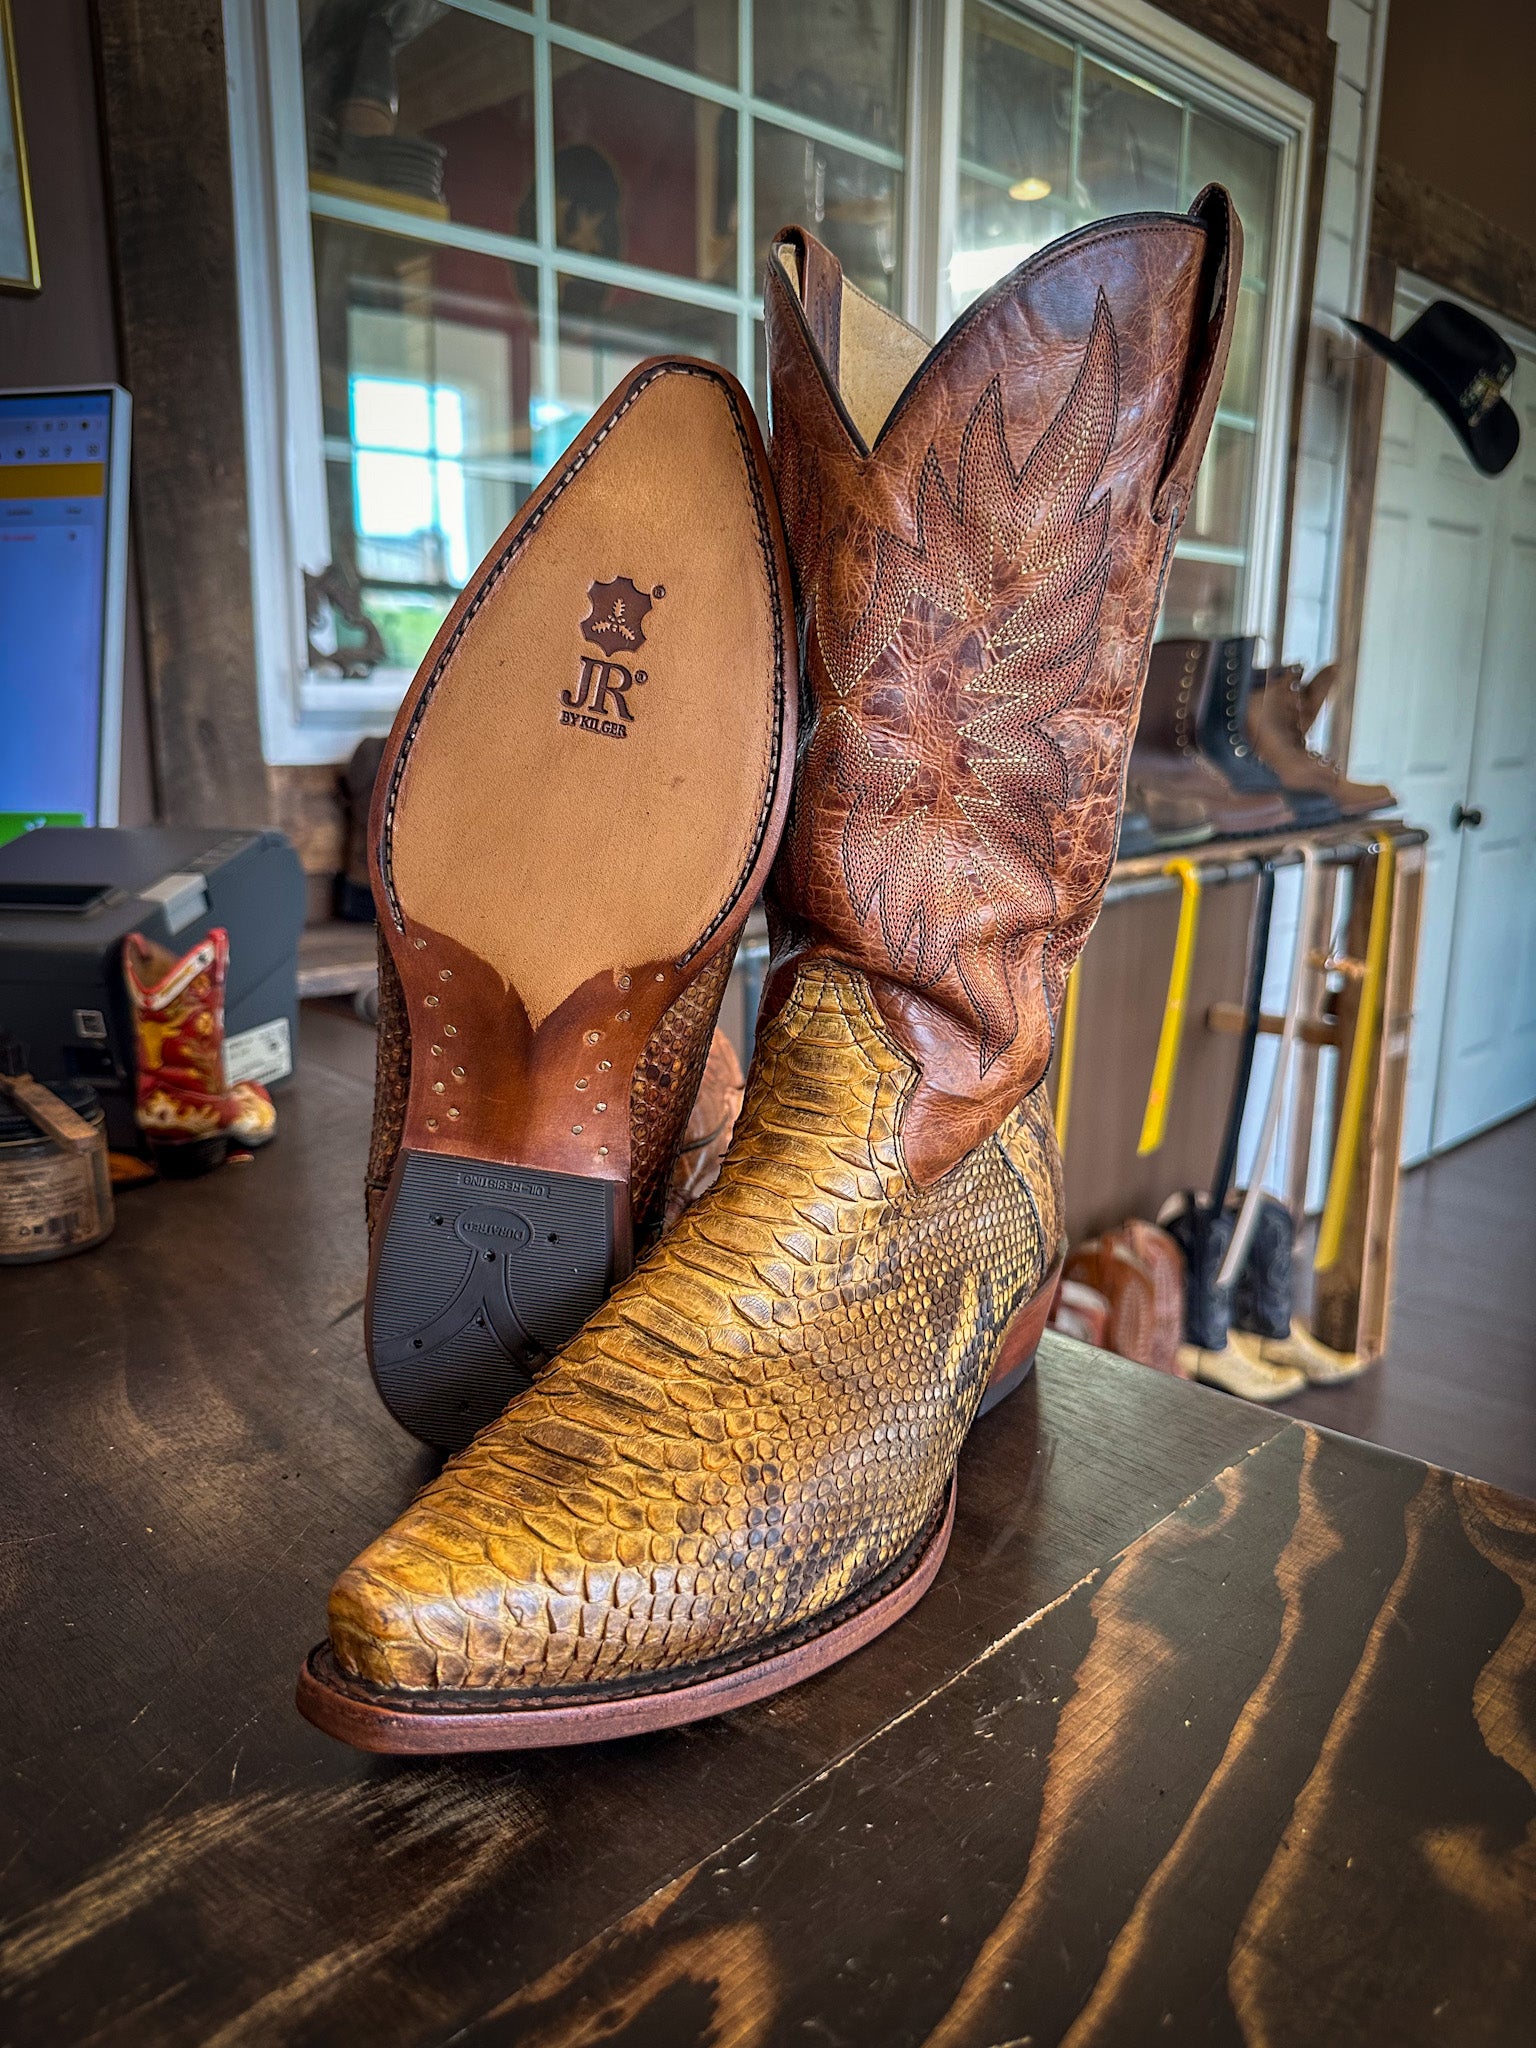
[0,0,39,294]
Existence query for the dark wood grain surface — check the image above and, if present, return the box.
[2,1027,1533,2046]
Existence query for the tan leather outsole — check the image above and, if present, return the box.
[365,358,795,1450]
[297,1257,1058,1752]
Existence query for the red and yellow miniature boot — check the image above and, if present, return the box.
[124,929,276,1176]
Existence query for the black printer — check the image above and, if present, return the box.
[0,826,305,1149]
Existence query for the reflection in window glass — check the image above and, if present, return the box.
[1188,110,1275,281]
[755,130,901,305]
[1076,59,1180,219]
[754,0,907,150]
[956,0,1283,637]
[552,59,737,286]
[954,12,1073,307]
[310,216,536,671]
[303,6,536,241]
[551,0,738,87]
[300,1,910,681]
[554,287,737,462]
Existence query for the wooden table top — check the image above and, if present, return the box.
[4,1043,1534,2047]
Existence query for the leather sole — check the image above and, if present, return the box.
[297,1258,1058,1752]
[366,358,794,1450]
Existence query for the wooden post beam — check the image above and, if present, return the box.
[93,0,269,828]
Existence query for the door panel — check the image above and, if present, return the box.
[1351,354,1486,1161]
[1433,375,1536,1146]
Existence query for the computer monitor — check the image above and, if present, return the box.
[0,384,132,841]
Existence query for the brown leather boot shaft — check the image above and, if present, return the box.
[764,192,1241,1183]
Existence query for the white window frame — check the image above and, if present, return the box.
[226,0,1309,765]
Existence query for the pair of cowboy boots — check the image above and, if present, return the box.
[298,188,1243,1752]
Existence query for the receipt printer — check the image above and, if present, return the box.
[0,826,305,1149]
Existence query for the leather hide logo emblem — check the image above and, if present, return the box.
[562,576,664,740]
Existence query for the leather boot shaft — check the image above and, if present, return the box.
[764,192,1241,1182]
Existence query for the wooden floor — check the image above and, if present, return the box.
[1291,1108,1536,1499]
[305,1003,1536,1497]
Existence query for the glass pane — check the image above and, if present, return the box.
[1187,110,1277,281]
[1186,421,1254,551]
[553,56,736,285]
[754,0,907,150]
[1077,59,1181,217]
[303,7,536,243]
[311,218,536,671]
[552,0,738,87]
[550,285,737,464]
[328,457,524,671]
[1222,283,1265,418]
[1161,555,1239,639]
[755,129,900,305]
[953,6,1073,311]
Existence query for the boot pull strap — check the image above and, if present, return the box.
[1153,184,1243,524]
[774,227,844,382]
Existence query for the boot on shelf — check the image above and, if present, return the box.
[299,188,1244,1753]
[1134,639,1290,839]
[1198,638,1338,827]
[359,360,796,1453]
[1116,781,1214,860]
[1065,1219,1188,1377]
[124,929,276,1178]
[1248,662,1396,818]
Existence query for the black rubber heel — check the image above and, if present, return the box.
[368,1150,619,1451]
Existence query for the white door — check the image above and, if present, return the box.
[1432,356,1536,1147]
[1348,284,1489,1162]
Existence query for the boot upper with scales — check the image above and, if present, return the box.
[331,964,1060,1692]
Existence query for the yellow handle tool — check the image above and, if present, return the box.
[1053,959,1082,1152]
[1137,857,1203,1156]
[1316,839,1395,1272]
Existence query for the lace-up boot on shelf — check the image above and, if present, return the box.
[1249,662,1396,818]
[298,190,1243,1753]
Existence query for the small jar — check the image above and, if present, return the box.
[0,1080,115,1264]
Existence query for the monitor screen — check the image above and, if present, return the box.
[0,385,131,842]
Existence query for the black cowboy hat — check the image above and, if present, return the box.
[1347,299,1519,476]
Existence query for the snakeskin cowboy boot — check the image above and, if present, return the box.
[298,191,1241,1753]
[359,361,796,1452]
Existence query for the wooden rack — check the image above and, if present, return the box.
[1072,820,1427,1363]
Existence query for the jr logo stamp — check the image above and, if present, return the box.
[562,575,665,740]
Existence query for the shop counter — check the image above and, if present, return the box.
[3,1029,1532,2045]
